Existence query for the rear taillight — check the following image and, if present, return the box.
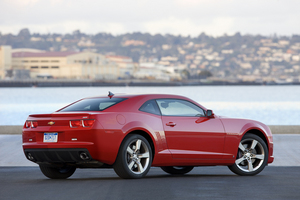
[70,120,81,128]
[25,121,38,128]
[83,120,95,127]
[31,121,38,128]
[70,119,95,128]
[26,121,31,128]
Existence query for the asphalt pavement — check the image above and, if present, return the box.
[1,134,300,200]
[0,166,299,200]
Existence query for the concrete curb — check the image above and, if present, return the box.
[0,126,23,135]
[268,125,300,134]
[0,125,299,135]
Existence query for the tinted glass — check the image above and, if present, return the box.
[59,98,126,112]
[139,100,161,115]
[156,99,205,117]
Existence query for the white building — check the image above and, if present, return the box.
[134,63,183,81]
[0,46,12,78]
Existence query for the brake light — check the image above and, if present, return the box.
[70,119,95,128]
[26,121,31,128]
[70,120,82,128]
[83,120,95,127]
[31,121,38,128]
[25,121,38,128]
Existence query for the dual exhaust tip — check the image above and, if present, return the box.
[27,153,35,161]
[79,152,89,160]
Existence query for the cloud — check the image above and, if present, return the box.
[3,0,40,7]
[1,0,300,36]
[144,17,235,36]
[0,20,127,35]
[175,0,233,7]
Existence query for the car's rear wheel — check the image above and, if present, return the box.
[114,134,152,179]
[39,164,76,179]
[228,133,268,176]
[161,166,194,175]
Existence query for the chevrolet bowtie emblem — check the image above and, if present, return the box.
[48,121,55,125]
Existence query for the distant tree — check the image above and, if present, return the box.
[18,28,31,40]
[181,69,190,79]
[198,70,213,79]
[291,35,300,43]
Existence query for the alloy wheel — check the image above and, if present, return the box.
[235,138,265,172]
[126,139,150,174]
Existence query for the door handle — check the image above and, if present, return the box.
[166,122,176,127]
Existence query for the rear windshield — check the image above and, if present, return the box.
[59,98,127,112]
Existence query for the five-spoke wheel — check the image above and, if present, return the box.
[114,134,152,179]
[228,133,268,176]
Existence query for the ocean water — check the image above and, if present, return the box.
[0,85,299,125]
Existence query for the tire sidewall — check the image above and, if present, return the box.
[39,164,76,179]
[230,133,269,176]
[161,166,194,175]
[115,134,153,179]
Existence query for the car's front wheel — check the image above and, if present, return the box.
[161,166,194,175]
[228,133,268,176]
[39,164,76,179]
[113,134,152,179]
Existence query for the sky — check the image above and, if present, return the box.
[1,0,300,37]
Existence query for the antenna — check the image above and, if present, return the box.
[108,91,114,99]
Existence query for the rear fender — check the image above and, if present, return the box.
[121,121,158,154]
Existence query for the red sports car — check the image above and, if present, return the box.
[22,92,274,179]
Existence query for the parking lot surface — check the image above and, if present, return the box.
[1,134,299,200]
[0,166,299,200]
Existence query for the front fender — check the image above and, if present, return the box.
[220,118,273,163]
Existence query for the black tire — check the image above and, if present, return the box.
[228,133,268,176]
[113,134,152,179]
[39,164,76,179]
[161,166,194,175]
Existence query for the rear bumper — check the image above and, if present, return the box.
[24,148,111,168]
[24,148,93,163]
[22,125,123,165]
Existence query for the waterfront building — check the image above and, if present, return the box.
[135,62,183,81]
[106,55,135,79]
[11,51,120,79]
[0,46,12,79]
[0,45,128,80]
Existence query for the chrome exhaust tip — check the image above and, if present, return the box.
[79,152,89,160]
[27,153,35,161]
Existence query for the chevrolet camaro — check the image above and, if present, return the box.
[22,92,274,179]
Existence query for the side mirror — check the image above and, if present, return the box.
[206,109,214,118]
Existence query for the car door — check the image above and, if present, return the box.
[156,99,226,159]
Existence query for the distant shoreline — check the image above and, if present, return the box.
[1,80,299,87]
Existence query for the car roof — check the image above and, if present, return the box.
[76,93,207,112]
[84,93,188,99]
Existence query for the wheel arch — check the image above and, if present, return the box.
[244,129,269,150]
[118,129,156,161]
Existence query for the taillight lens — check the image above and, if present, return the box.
[83,120,95,127]
[26,121,31,128]
[70,119,95,128]
[70,120,82,128]
[25,121,38,128]
[31,121,38,128]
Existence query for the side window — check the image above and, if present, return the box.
[156,99,205,117]
[99,102,115,110]
[139,100,161,115]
